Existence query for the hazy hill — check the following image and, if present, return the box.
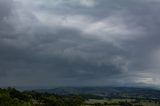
[35,87,160,99]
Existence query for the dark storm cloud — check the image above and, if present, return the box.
[1,0,160,87]
[0,0,14,76]
[0,0,14,36]
[0,0,13,21]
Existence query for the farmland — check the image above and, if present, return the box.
[85,99,160,106]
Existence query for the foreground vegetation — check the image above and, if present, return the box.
[0,88,84,106]
[0,87,160,106]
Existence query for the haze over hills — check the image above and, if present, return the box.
[34,86,160,99]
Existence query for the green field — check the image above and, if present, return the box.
[85,99,160,106]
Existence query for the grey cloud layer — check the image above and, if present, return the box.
[0,0,160,87]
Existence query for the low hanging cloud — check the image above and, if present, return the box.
[0,0,160,87]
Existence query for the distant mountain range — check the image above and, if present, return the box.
[34,87,160,99]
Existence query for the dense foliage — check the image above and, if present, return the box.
[0,88,32,106]
[0,88,85,106]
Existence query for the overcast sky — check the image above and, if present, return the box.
[1,0,160,88]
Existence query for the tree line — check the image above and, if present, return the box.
[0,87,85,106]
